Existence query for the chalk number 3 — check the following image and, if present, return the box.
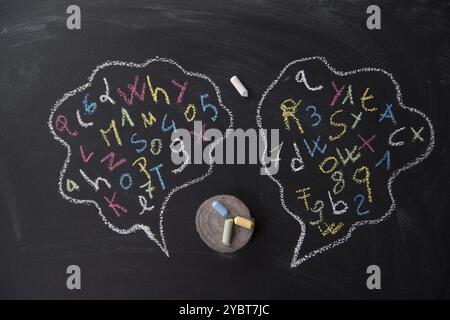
[306,105,322,127]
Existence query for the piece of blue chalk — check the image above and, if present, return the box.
[212,200,228,217]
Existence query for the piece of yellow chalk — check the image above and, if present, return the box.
[234,216,254,230]
[222,219,234,246]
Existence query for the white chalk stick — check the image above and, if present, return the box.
[230,76,248,97]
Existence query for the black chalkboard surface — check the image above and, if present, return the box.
[0,0,449,299]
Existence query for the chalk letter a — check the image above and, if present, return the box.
[66,5,81,30]
[366,265,381,289]
[366,5,381,30]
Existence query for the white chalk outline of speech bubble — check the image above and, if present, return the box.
[48,57,234,257]
[256,56,435,268]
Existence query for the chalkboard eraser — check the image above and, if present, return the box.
[230,76,248,97]
[212,200,228,217]
[222,219,234,245]
[234,216,254,230]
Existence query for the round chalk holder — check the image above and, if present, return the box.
[195,194,254,253]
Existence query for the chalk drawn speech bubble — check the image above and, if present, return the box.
[48,57,233,256]
[257,56,434,267]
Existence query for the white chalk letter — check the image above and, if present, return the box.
[230,76,248,97]
[295,70,323,91]
[366,265,381,289]
[66,265,81,290]
[66,5,81,30]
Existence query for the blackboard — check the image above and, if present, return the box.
[0,0,449,299]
